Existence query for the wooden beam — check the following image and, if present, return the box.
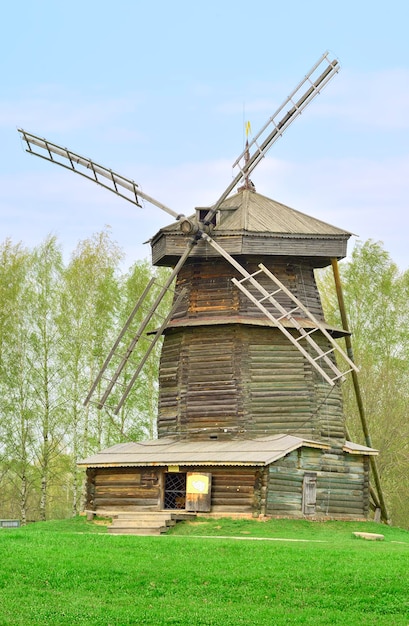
[331,258,390,524]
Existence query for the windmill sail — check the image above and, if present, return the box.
[202,52,339,227]
[232,264,358,385]
[84,280,186,413]
[201,233,357,386]
[18,129,181,219]
[84,241,193,412]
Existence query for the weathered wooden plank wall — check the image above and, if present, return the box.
[157,254,346,444]
[265,449,370,519]
[210,467,262,514]
[151,233,348,267]
[158,324,345,444]
[86,468,160,514]
[171,258,326,324]
[86,454,368,520]
[158,326,243,438]
[246,333,312,439]
[86,466,262,516]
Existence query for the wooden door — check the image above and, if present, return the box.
[185,473,212,512]
[302,472,317,515]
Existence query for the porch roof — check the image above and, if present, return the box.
[78,435,377,469]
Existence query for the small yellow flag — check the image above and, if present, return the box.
[245,120,251,137]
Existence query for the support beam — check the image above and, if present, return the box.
[331,258,390,525]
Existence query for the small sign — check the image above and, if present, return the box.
[186,473,210,495]
[167,465,180,473]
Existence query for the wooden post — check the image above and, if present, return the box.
[331,258,391,525]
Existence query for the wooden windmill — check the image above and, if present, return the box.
[19,52,389,527]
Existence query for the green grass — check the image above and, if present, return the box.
[0,517,408,625]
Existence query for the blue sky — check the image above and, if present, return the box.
[1,0,409,269]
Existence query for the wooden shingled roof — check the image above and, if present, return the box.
[151,189,352,265]
[213,189,351,236]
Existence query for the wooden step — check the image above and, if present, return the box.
[111,519,176,529]
[169,512,197,521]
[107,510,196,536]
[114,512,173,521]
[108,523,168,536]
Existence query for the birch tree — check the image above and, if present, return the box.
[0,240,34,523]
[59,229,123,514]
[26,236,66,521]
[0,230,174,521]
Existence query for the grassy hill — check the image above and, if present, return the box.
[0,516,408,625]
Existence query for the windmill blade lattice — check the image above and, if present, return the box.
[232,52,339,179]
[202,51,339,227]
[18,129,181,220]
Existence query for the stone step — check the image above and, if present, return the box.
[170,512,197,521]
[109,513,173,536]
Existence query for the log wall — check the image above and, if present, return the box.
[265,449,370,519]
[86,466,262,516]
[86,467,161,515]
[171,257,326,324]
[151,232,348,267]
[158,324,345,445]
[157,254,346,445]
[209,467,262,514]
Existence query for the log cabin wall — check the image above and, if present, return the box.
[158,324,344,445]
[209,466,262,514]
[170,257,326,325]
[244,330,345,444]
[158,325,244,439]
[86,454,368,520]
[86,467,161,515]
[86,466,263,516]
[265,449,370,519]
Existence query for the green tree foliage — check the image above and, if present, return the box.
[27,236,66,521]
[59,229,124,514]
[0,230,169,521]
[318,240,409,528]
[0,239,34,523]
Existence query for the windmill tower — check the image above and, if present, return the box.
[152,189,352,446]
[19,52,388,524]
